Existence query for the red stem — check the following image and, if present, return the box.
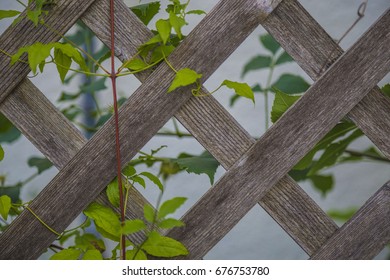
[109,0,126,260]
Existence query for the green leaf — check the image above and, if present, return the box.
[0,145,4,161]
[50,249,81,260]
[0,185,21,203]
[27,9,41,26]
[106,178,119,207]
[139,172,164,191]
[0,195,11,220]
[122,219,146,235]
[186,10,206,15]
[58,91,80,102]
[0,113,21,143]
[260,34,280,55]
[126,249,147,260]
[132,175,146,188]
[122,58,148,71]
[309,174,334,197]
[84,202,121,239]
[150,45,175,64]
[143,204,155,223]
[221,80,255,104]
[122,165,136,177]
[275,51,294,65]
[159,218,185,229]
[381,83,390,98]
[54,43,88,72]
[328,207,358,222]
[271,74,310,94]
[0,10,21,20]
[270,88,301,123]
[54,48,72,83]
[156,19,171,45]
[130,2,161,26]
[27,42,54,74]
[175,151,220,185]
[168,68,202,93]
[142,231,188,257]
[241,55,272,78]
[169,11,186,39]
[28,157,53,174]
[75,233,105,252]
[82,249,103,260]
[158,197,187,220]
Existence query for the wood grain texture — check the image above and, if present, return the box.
[263,1,390,159]
[166,11,390,259]
[0,0,97,104]
[311,182,390,259]
[0,0,265,259]
[83,0,338,255]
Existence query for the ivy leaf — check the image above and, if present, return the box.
[28,157,53,174]
[0,10,21,20]
[54,48,72,83]
[122,58,148,71]
[106,178,119,208]
[158,197,187,220]
[156,19,171,45]
[382,83,390,98]
[82,249,103,260]
[260,34,280,54]
[126,249,147,260]
[159,218,185,229]
[143,204,155,223]
[139,172,164,191]
[0,195,11,220]
[174,151,220,185]
[186,10,206,15]
[275,51,294,65]
[241,55,272,78]
[309,174,334,197]
[168,68,202,93]
[221,80,255,104]
[130,2,160,26]
[0,113,21,143]
[142,231,188,257]
[50,249,81,260]
[169,11,186,39]
[270,88,301,123]
[0,145,4,161]
[122,219,146,235]
[84,202,121,239]
[271,74,310,94]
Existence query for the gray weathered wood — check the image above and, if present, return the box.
[0,0,266,259]
[0,0,97,104]
[263,1,390,159]
[311,182,390,259]
[166,11,390,259]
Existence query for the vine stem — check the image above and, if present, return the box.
[109,0,126,260]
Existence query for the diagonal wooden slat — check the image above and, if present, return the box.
[0,0,271,260]
[0,0,98,104]
[166,11,390,259]
[311,181,390,260]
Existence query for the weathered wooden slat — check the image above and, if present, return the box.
[166,11,390,259]
[263,1,390,159]
[0,0,267,260]
[83,0,338,255]
[311,182,390,259]
[0,0,97,104]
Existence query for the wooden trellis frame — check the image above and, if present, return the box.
[0,0,389,259]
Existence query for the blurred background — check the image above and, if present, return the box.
[0,0,389,259]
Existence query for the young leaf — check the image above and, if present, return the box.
[126,249,147,260]
[241,55,272,78]
[174,151,220,184]
[28,157,53,174]
[275,51,294,65]
[271,74,310,94]
[50,248,81,260]
[309,174,334,197]
[168,68,202,93]
[0,195,11,220]
[130,1,161,26]
[122,219,146,235]
[84,202,121,238]
[270,88,301,123]
[54,43,88,72]
[54,48,72,83]
[186,10,206,15]
[0,10,21,20]
[150,45,175,64]
[132,175,146,188]
[122,164,136,177]
[158,197,187,220]
[27,9,42,26]
[260,34,280,54]
[221,80,255,104]
[158,218,185,229]
[142,231,188,257]
[106,178,119,208]
[143,204,155,223]
[156,19,171,45]
[82,249,103,260]
[23,42,54,74]
[75,233,105,252]
[169,11,186,39]
[122,58,148,71]
[0,145,4,161]
[139,172,164,191]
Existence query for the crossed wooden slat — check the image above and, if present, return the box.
[0,0,389,260]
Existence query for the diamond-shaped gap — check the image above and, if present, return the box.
[204,204,307,259]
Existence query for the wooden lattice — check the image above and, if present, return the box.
[0,0,389,259]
